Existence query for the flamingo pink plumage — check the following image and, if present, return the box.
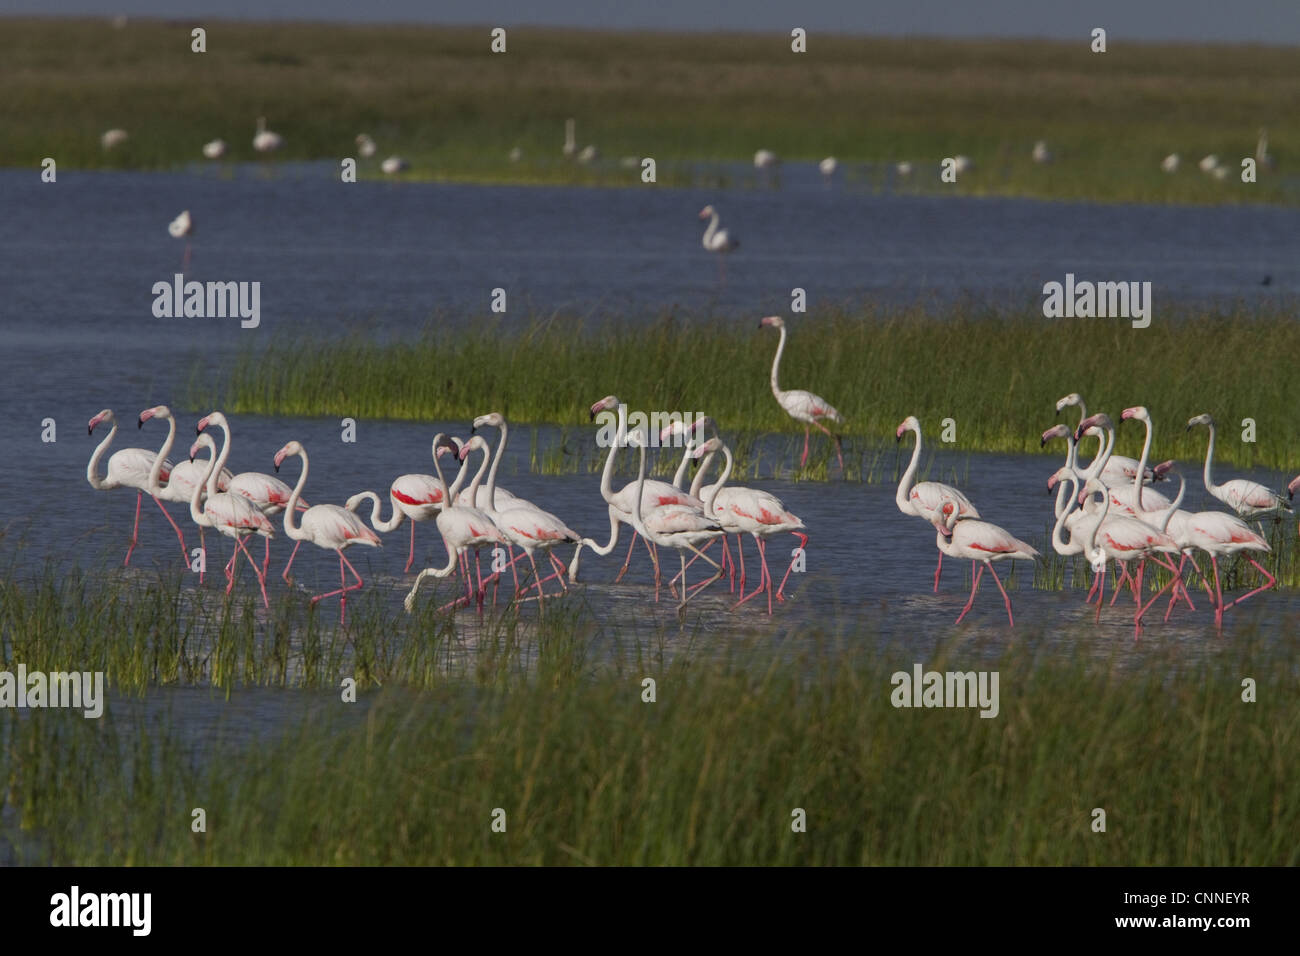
[896,415,980,592]
[934,505,1038,626]
[760,315,844,470]
[188,433,274,607]
[1187,413,1291,519]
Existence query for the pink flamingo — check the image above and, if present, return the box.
[627,429,725,610]
[138,404,233,571]
[933,506,1039,626]
[699,204,738,281]
[346,436,462,573]
[759,316,844,470]
[464,421,583,604]
[273,441,381,624]
[188,433,274,607]
[404,433,507,613]
[87,408,176,566]
[198,411,306,579]
[569,396,702,584]
[690,437,804,614]
[1187,414,1291,519]
[896,415,980,592]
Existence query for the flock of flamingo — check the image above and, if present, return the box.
[85,313,1294,630]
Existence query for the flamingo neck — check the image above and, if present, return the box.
[705,445,733,516]
[671,437,694,491]
[86,417,117,489]
[148,415,176,495]
[470,445,495,512]
[598,403,626,505]
[631,441,648,534]
[209,417,233,496]
[429,434,452,503]
[1052,474,1079,555]
[769,324,786,398]
[485,422,507,507]
[282,450,309,541]
[190,444,216,526]
[1053,433,1078,521]
[897,425,921,514]
[1202,422,1219,496]
[1082,425,1115,482]
[1133,417,1153,511]
[690,449,716,499]
[702,212,719,247]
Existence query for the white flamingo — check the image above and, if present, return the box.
[253,117,283,155]
[101,129,128,150]
[1186,413,1290,519]
[355,134,376,158]
[933,505,1038,626]
[819,157,838,183]
[699,204,739,280]
[896,415,980,591]
[273,441,381,624]
[1032,140,1052,164]
[189,433,274,607]
[202,139,227,159]
[168,210,193,271]
[380,156,409,175]
[87,409,175,567]
[1161,153,1180,173]
[760,315,844,470]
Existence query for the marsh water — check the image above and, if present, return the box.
[1,164,1298,771]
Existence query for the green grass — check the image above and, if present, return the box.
[3,18,1297,204]
[3,614,1297,864]
[198,304,1300,474]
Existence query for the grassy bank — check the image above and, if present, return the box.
[201,305,1300,473]
[4,621,1296,865]
[2,18,1296,204]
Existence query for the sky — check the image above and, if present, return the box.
[6,0,1299,44]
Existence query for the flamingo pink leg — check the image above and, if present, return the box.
[776,532,807,602]
[933,551,944,593]
[405,520,417,574]
[810,419,845,471]
[281,541,303,583]
[955,562,984,625]
[151,495,189,565]
[614,533,638,583]
[985,561,1015,626]
[123,491,143,566]
[1220,558,1276,616]
[311,550,365,624]
[800,429,811,469]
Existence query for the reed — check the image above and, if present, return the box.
[199,303,1300,474]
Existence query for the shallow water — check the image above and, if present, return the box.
[1,166,1297,749]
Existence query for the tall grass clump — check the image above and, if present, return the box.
[3,632,1297,865]
[205,303,1300,471]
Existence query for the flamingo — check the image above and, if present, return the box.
[933,505,1038,626]
[568,396,702,585]
[577,145,599,164]
[1161,153,1180,173]
[896,415,980,592]
[690,437,804,613]
[355,134,377,158]
[202,139,227,160]
[404,433,507,613]
[753,149,779,186]
[760,315,844,470]
[1032,140,1052,164]
[1186,414,1290,519]
[469,415,582,603]
[1198,154,1219,173]
[563,118,577,158]
[819,157,838,184]
[197,411,307,580]
[1256,128,1273,171]
[272,441,380,624]
[101,129,128,151]
[699,204,739,281]
[188,434,274,607]
[626,429,725,610]
[380,156,409,175]
[1056,393,1169,485]
[346,437,460,573]
[138,405,233,570]
[1074,412,1174,514]
[87,409,175,567]
[253,117,282,156]
[168,210,193,271]
[952,155,973,175]
[896,161,913,177]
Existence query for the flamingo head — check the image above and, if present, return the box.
[895,416,920,442]
[195,410,226,434]
[1047,466,1075,494]
[690,437,723,459]
[933,501,959,536]
[698,205,715,219]
[435,436,462,459]
[138,405,170,429]
[273,440,303,472]
[660,415,711,446]
[88,409,114,435]
[1288,475,1300,501]
[589,395,620,421]
[458,435,489,461]
[759,315,784,331]
[188,433,216,463]
[1074,412,1112,441]
[1120,406,1149,424]
[1185,413,1213,432]
[1054,393,1082,415]
[1152,460,1175,480]
[1079,476,1106,506]
[471,412,504,434]
[1040,424,1070,447]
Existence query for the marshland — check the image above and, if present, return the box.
[1,16,1299,867]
